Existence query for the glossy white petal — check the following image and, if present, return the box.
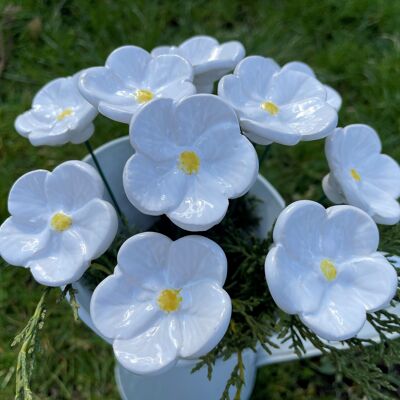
[265,245,324,315]
[322,173,346,204]
[45,161,103,212]
[0,218,50,266]
[155,80,196,100]
[195,128,258,198]
[325,85,342,111]
[321,205,379,261]
[166,236,227,287]
[273,200,326,262]
[179,280,231,358]
[338,253,397,312]
[167,177,229,232]
[113,316,180,375]
[8,170,48,218]
[106,45,151,85]
[300,285,366,341]
[28,230,87,286]
[71,198,118,259]
[145,54,193,88]
[123,154,186,215]
[129,98,180,160]
[117,233,171,289]
[173,94,239,146]
[324,124,400,225]
[91,271,161,340]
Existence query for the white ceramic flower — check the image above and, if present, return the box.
[152,35,245,94]
[123,94,258,231]
[90,232,231,375]
[78,45,195,124]
[265,200,397,341]
[218,56,338,146]
[0,161,118,287]
[323,124,400,225]
[281,61,342,111]
[15,73,97,146]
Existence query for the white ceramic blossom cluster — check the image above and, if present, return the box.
[2,34,400,377]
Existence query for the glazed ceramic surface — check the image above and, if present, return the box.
[265,200,397,341]
[152,35,245,93]
[79,46,195,124]
[15,73,97,146]
[123,94,259,232]
[90,233,231,375]
[0,161,118,286]
[281,61,342,111]
[323,124,400,225]
[218,56,338,146]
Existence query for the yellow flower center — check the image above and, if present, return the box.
[56,107,74,121]
[320,259,337,281]
[260,101,279,116]
[50,212,72,232]
[350,168,361,182]
[135,89,154,104]
[178,151,200,175]
[157,289,182,313]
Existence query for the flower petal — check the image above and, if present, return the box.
[166,236,227,287]
[123,154,186,215]
[91,271,162,340]
[45,161,104,212]
[273,200,326,263]
[322,173,346,204]
[338,253,397,312]
[167,177,229,232]
[129,98,180,160]
[217,74,253,109]
[71,198,118,259]
[179,36,219,65]
[145,54,193,89]
[117,232,171,289]
[8,170,49,219]
[28,230,87,286]
[155,80,196,100]
[267,69,326,104]
[0,218,50,266]
[178,280,231,358]
[113,316,180,375]
[14,111,52,137]
[195,129,258,198]
[279,97,338,141]
[79,66,135,108]
[325,85,342,111]
[265,245,325,315]
[235,56,280,100]
[69,123,95,144]
[322,205,379,261]
[98,101,139,124]
[360,154,400,199]
[358,182,400,225]
[300,285,366,341]
[281,61,315,77]
[173,94,239,147]
[106,45,151,85]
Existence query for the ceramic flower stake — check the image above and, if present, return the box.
[0,161,118,286]
[218,56,338,146]
[15,73,97,146]
[90,232,231,375]
[79,45,196,123]
[152,35,245,93]
[123,94,259,231]
[323,124,400,225]
[265,200,397,341]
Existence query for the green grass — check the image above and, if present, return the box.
[1,0,399,398]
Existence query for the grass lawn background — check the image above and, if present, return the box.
[0,0,399,398]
